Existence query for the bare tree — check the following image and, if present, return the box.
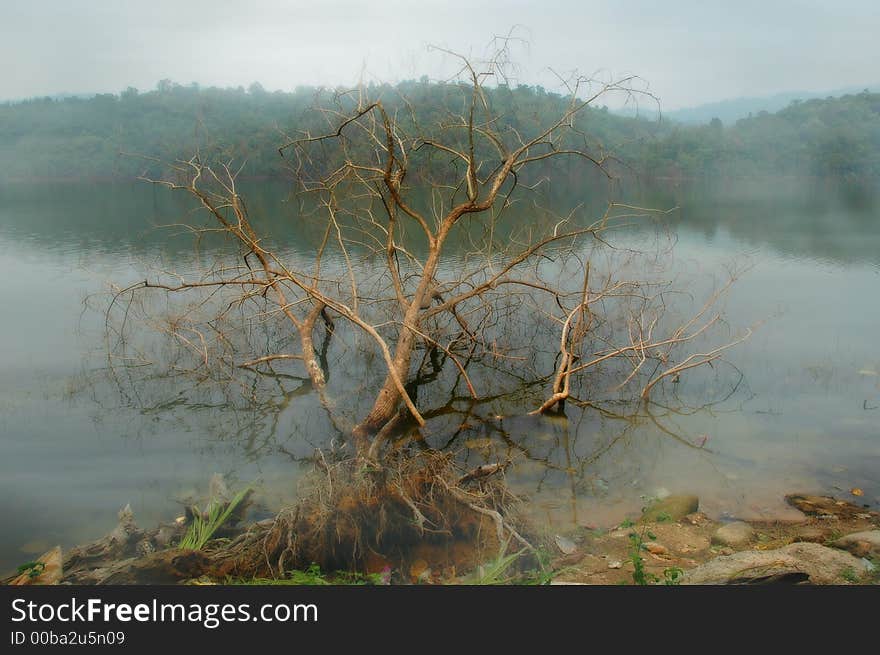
[107,40,746,465]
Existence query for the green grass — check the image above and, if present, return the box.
[840,566,859,584]
[232,549,565,586]
[15,561,46,579]
[231,564,387,585]
[461,543,563,585]
[627,527,681,585]
[179,486,251,551]
[462,547,526,584]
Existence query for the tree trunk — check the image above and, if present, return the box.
[352,240,445,442]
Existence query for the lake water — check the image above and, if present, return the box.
[1,179,878,572]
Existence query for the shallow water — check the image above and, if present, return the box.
[0,180,878,571]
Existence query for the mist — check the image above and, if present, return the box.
[4,1,880,110]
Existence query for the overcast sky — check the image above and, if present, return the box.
[3,1,878,109]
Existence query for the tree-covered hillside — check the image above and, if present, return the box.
[645,91,880,179]
[1,80,878,183]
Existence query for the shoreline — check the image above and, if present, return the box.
[5,491,878,586]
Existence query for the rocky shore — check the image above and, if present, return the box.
[5,491,878,585]
[549,493,879,585]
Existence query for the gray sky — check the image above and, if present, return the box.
[4,0,878,109]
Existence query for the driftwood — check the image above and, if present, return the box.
[64,521,287,584]
[56,510,279,584]
[71,550,212,585]
[785,494,879,521]
[53,483,264,584]
[60,504,187,581]
[7,546,63,585]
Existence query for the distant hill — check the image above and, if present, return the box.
[0,80,660,183]
[0,80,877,183]
[640,90,880,179]
[664,85,877,125]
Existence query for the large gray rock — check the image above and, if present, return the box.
[681,542,871,585]
[831,530,880,557]
[641,495,699,523]
[711,521,755,548]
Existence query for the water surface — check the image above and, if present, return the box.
[0,180,878,571]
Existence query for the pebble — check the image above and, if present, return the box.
[608,560,623,569]
[683,512,710,526]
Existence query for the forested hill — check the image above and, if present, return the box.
[645,91,880,179]
[1,80,878,183]
[0,80,660,183]
[664,85,876,124]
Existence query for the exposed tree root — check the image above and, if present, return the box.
[44,452,532,584]
[248,451,530,580]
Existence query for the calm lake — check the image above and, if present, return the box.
[1,179,878,572]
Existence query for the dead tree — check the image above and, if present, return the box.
[107,41,747,462]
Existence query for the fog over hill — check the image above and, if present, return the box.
[663,85,879,125]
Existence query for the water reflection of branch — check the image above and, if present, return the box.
[642,402,717,453]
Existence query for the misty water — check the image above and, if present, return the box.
[1,179,879,572]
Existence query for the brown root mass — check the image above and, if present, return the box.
[30,451,528,584]
[243,452,525,581]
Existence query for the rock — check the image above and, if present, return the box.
[640,523,711,554]
[844,541,874,558]
[608,560,623,569]
[554,535,578,555]
[641,495,699,523]
[644,542,668,555]
[711,521,755,548]
[831,530,880,557]
[681,542,871,585]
